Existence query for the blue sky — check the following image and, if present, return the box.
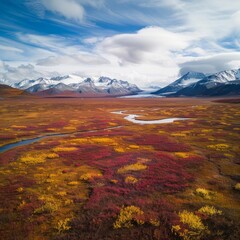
[0,0,240,87]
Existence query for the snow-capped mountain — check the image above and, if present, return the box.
[11,75,141,97]
[152,69,240,97]
[172,69,240,96]
[153,72,206,95]
[14,75,84,90]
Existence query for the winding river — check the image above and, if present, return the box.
[0,126,122,153]
[111,111,190,125]
[0,111,190,153]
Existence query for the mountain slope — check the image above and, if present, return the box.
[153,72,206,95]
[14,75,141,97]
[172,69,240,97]
[0,84,32,98]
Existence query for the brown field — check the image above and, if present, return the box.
[0,97,240,240]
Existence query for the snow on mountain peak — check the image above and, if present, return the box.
[236,68,240,80]
[11,75,141,96]
[183,72,206,79]
[200,69,240,84]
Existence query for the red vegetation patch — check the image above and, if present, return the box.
[0,150,19,165]
[46,121,68,129]
[59,145,113,166]
[136,152,195,193]
[79,128,133,138]
[85,186,131,210]
[213,98,240,104]
[130,134,191,152]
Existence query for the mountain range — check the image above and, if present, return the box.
[153,69,240,97]
[1,75,141,97]
[1,68,240,98]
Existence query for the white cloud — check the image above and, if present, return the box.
[83,37,103,45]
[174,0,240,40]
[0,45,23,53]
[41,0,85,22]
[97,26,192,65]
[179,52,240,75]
[17,33,73,53]
[4,25,239,88]
[0,63,44,83]
[37,52,109,66]
[0,36,53,63]
[1,1,240,88]
[33,27,192,87]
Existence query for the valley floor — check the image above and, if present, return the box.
[0,97,239,240]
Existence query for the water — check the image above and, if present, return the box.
[0,126,122,153]
[0,134,66,153]
[0,110,191,153]
[111,111,190,125]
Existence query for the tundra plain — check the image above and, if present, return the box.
[0,97,239,240]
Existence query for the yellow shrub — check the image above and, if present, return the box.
[11,125,26,129]
[201,129,212,133]
[63,126,77,131]
[17,187,24,193]
[207,144,230,151]
[129,145,139,149]
[150,219,160,227]
[47,128,57,131]
[195,188,213,199]
[114,147,125,153]
[53,147,78,152]
[113,206,144,229]
[19,152,48,165]
[67,181,79,186]
[234,183,240,191]
[69,119,79,124]
[125,176,138,184]
[80,172,102,181]
[158,130,166,134]
[35,202,59,214]
[178,210,205,231]
[91,137,115,144]
[68,138,88,144]
[18,200,26,209]
[195,106,207,110]
[137,158,151,163]
[208,138,215,141]
[224,153,234,158]
[175,152,190,158]
[172,224,181,233]
[198,206,222,216]
[35,195,60,214]
[64,199,73,206]
[173,209,211,239]
[47,153,59,159]
[171,133,187,137]
[56,218,71,233]
[111,179,118,184]
[118,163,147,174]
[57,191,67,197]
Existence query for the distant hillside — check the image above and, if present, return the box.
[153,72,206,95]
[172,69,240,97]
[5,75,141,97]
[153,68,240,97]
[0,84,32,99]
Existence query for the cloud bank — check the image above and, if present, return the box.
[0,0,239,87]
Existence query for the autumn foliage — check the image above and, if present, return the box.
[0,97,239,240]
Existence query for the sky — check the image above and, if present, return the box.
[0,0,240,87]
